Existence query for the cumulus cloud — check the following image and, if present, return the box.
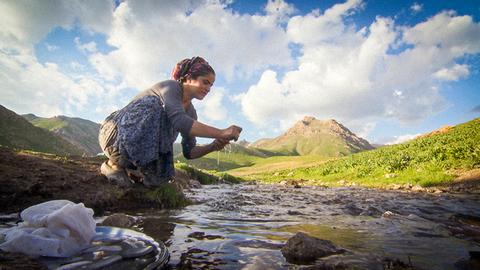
[410,3,423,14]
[0,1,113,51]
[45,43,59,52]
[0,0,120,120]
[74,37,97,54]
[193,87,228,122]
[240,4,480,136]
[265,0,296,23]
[433,64,470,81]
[89,0,293,89]
[385,133,421,145]
[0,51,121,120]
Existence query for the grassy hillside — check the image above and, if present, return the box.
[229,155,330,177]
[175,142,281,171]
[24,114,101,156]
[231,118,480,188]
[0,105,84,156]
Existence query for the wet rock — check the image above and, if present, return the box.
[411,185,425,192]
[188,179,202,188]
[100,213,137,228]
[383,257,417,269]
[281,232,344,263]
[234,240,284,250]
[382,211,396,218]
[390,184,402,190]
[360,206,383,217]
[287,210,304,215]
[454,251,480,270]
[343,203,363,216]
[188,231,224,240]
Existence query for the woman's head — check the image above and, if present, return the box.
[172,57,216,101]
[171,56,215,83]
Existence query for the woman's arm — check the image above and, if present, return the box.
[186,139,229,159]
[189,120,242,141]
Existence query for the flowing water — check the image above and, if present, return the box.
[130,183,480,269]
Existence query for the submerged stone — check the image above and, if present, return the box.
[281,232,344,263]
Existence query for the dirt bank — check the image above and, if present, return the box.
[0,147,190,214]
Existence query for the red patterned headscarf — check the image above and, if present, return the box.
[171,56,215,83]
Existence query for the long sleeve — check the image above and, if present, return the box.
[146,80,194,134]
[181,104,198,159]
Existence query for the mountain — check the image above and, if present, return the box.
[23,114,101,156]
[234,117,480,189]
[252,116,374,156]
[0,105,84,155]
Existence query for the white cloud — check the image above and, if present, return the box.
[89,0,293,89]
[240,5,480,137]
[265,0,296,23]
[74,37,97,54]
[410,3,423,14]
[385,133,421,145]
[70,61,85,71]
[0,0,122,121]
[0,51,121,120]
[193,87,228,122]
[0,1,113,51]
[45,43,58,52]
[434,64,470,81]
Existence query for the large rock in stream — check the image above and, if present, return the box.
[281,232,344,263]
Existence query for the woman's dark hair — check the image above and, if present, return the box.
[171,56,215,83]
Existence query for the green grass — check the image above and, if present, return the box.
[230,118,480,188]
[175,162,243,184]
[30,118,68,130]
[229,155,329,176]
[145,183,188,208]
[175,142,284,171]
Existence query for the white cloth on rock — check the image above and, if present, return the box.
[0,200,96,257]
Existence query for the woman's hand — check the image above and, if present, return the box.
[221,125,242,141]
[210,138,230,151]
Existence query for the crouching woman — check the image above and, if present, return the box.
[98,56,242,187]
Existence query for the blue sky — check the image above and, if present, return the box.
[1,0,479,145]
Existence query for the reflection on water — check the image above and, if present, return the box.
[136,184,480,269]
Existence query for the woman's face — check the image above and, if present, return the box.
[185,72,215,100]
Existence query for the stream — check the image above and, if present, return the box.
[129,183,480,269]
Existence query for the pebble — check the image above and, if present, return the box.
[382,211,395,218]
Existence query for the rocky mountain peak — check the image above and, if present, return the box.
[285,116,350,137]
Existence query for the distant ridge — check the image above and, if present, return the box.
[23,114,101,156]
[252,116,374,156]
[0,105,84,155]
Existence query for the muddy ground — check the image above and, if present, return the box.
[0,146,192,215]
